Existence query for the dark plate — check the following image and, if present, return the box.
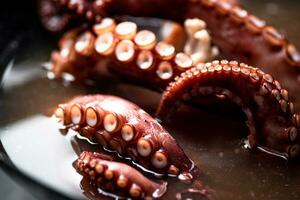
[0,1,300,200]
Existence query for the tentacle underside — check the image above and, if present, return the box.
[76,151,167,199]
[47,0,300,109]
[156,60,300,159]
[50,17,217,91]
[55,95,194,179]
[50,26,182,90]
[50,27,100,82]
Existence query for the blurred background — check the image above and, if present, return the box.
[0,0,299,199]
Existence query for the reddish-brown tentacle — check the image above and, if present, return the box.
[49,18,216,91]
[40,0,238,29]
[156,60,300,159]
[50,18,300,159]
[76,151,168,199]
[184,0,300,110]
[55,95,194,179]
[45,0,300,111]
[49,27,100,81]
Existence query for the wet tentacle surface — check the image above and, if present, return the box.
[39,1,300,199]
[184,0,300,110]
[55,94,194,178]
[43,0,300,111]
[44,0,300,68]
[49,17,216,91]
[156,60,300,159]
[76,151,168,199]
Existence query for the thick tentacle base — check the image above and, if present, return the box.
[76,151,167,199]
[55,95,194,179]
[157,60,300,159]
[45,0,300,111]
[46,0,300,70]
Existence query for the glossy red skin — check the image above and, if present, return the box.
[76,151,167,199]
[45,0,300,111]
[57,95,194,176]
[156,61,300,159]
[183,1,300,112]
[50,27,187,91]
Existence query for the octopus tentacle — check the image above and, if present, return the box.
[76,151,168,199]
[49,27,98,81]
[156,60,300,159]
[43,0,238,27]
[55,95,194,179]
[184,0,300,111]
[46,0,300,110]
[50,17,216,90]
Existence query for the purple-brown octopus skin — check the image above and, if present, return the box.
[43,0,300,111]
[49,24,196,90]
[49,19,300,159]
[55,94,194,180]
[156,60,300,159]
[38,0,238,29]
[76,151,167,199]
